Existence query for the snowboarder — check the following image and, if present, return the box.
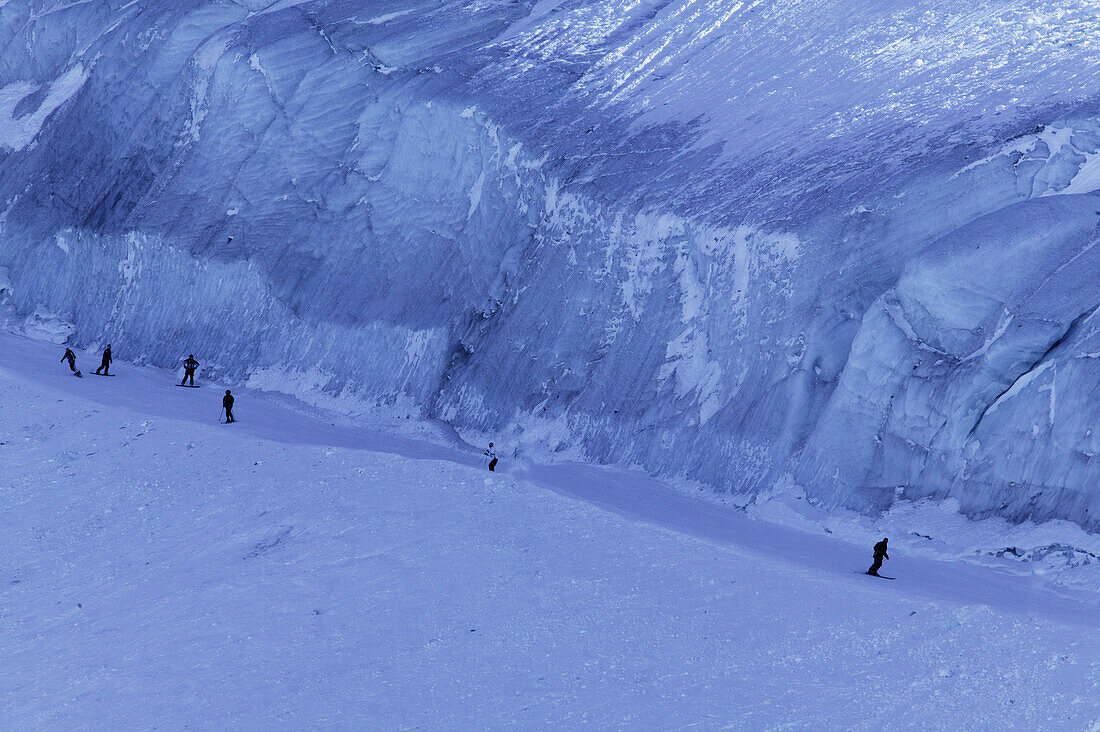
[61,347,80,376]
[223,389,235,423]
[485,442,498,471]
[181,355,199,386]
[866,538,889,576]
[94,344,112,375]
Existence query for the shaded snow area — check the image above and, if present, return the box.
[3,334,1100,728]
[6,0,1100,528]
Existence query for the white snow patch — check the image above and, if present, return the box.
[181,41,228,143]
[357,8,415,25]
[982,361,1055,418]
[1058,151,1100,195]
[961,310,1013,362]
[403,328,438,366]
[467,169,486,218]
[21,306,75,343]
[0,65,89,152]
[658,325,724,423]
[247,363,335,396]
[955,122,1100,196]
[885,297,948,355]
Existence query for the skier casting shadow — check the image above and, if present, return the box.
[61,347,80,376]
[94,344,112,375]
[223,390,235,423]
[485,442,498,471]
[181,354,199,386]
[866,538,889,577]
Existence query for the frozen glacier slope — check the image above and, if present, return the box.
[4,0,1100,525]
[801,195,1100,519]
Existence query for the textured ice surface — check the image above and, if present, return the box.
[4,0,1100,526]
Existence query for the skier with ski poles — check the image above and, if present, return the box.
[223,390,235,423]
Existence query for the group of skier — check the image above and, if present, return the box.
[60,346,894,576]
[61,345,235,424]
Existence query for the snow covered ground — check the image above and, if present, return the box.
[4,333,1100,728]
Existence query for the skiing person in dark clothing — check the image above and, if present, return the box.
[181,355,199,386]
[223,390,235,423]
[94,344,112,375]
[61,347,79,375]
[485,442,498,471]
[866,538,889,576]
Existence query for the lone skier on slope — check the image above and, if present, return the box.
[485,442,498,471]
[181,355,199,386]
[866,538,889,576]
[223,390,235,423]
[61,347,79,375]
[94,344,112,375]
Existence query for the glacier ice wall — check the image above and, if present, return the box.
[4,0,1100,526]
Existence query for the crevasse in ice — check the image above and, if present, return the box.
[3,0,1100,526]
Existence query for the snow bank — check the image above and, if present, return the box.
[21,306,75,344]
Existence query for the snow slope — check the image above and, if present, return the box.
[3,335,1100,728]
[4,1,1100,526]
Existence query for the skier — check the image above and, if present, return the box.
[61,347,80,376]
[180,354,199,386]
[866,538,889,577]
[223,389,235,423]
[485,442,498,472]
[94,344,112,375]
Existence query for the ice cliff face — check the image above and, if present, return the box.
[3,0,1100,527]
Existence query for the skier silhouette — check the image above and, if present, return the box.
[223,390,235,423]
[485,442,498,471]
[866,538,889,576]
[61,347,79,375]
[94,344,112,375]
[181,355,199,386]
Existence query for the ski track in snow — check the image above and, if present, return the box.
[3,330,1100,727]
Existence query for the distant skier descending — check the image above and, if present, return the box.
[61,347,80,376]
[485,442,498,471]
[866,538,889,577]
[94,344,112,375]
[180,354,199,386]
[223,390,235,423]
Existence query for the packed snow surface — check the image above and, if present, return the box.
[4,1,1100,525]
[3,335,1100,728]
